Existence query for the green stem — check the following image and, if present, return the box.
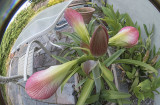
[77,55,95,64]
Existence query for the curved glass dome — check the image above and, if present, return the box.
[0,0,25,43]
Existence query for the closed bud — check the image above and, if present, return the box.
[109,26,139,48]
[90,25,109,56]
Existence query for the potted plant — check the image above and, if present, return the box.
[75,7,95,24]
[24,3,160,105]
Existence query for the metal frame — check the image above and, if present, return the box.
[23,40,55,81]
[11,0,73,53]
[10,0,73,81]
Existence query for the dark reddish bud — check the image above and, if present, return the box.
[90,25,109,56]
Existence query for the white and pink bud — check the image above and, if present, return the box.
[109,26,139,48]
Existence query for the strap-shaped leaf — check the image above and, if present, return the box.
[86,94,99,104]
[92,65,101,93]
[101,90,131,99]
[102,75,123,105]
[61,66,80,92]
[51,55,69,63]
[75,77,87,88]
[88,19,96,36]
[62,32,81,43]
[99,62,113,81]
[102,98,132,105]
[113,59,158,75]
[104,49,125,66]
[77,74,94,105]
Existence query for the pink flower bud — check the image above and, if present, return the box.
[25,60,77,99]
[64,8,89,44]
[109,26,139,47]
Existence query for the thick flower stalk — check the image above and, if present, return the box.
[25,60,77,100]
[90,25,109,56]
[64,8,90,44]
[109,26,139,47]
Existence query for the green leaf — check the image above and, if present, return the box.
[121,64,131,71]
[153,45,156,57]
[133,87,145,102]
[101,90,131,99]
[152,77,160,89]
[143,91,154,99]
[125,14,134,26]
[130,76,139,91]
[88,19,96,36]
[51,55,69,63]
[75,49,84,56]
[121,99,132,104]
[71,47,90,54]
[104,49,125,66]
[103,98,131,105]
[99,62,113,81]
[92,65,101,93]
[138,79,151,92]
[76,73,94,105]
[102,6,116,20]
[113,59,158,75]
[101,17,122,35]
[150,24,155,35]
[61,66,80,92]
[62,32,81,44]
[75,77,87,88]
[102,75,117,90]
[143,24,150,37]
[86,94,99,104]
[126,71,133,79]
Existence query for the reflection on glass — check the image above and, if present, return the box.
[0,0,19,27]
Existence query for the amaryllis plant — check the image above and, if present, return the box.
[25,6,160,105]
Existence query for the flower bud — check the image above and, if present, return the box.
[64,8,90,44]
[90,25,109,56]
[25,60,77,99]
[109,26,139,48]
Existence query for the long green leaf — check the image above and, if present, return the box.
[125,14,134,26]
[102,6,116,20]
[92,65,101,93]
[104,49,125,66]
[62,32,81,43]
[101,90,131,99]
[103,98,131,105]
[51,55,69,63]
[102,75,116,90]
[86,94,99,104]
[71,47,90,54]
[99,62,113,81]
[76,74,94,105]
[61,66,80,92]
[75,77,87,88]
[102,74,124,105]
[143,24,149,37]
[113,59,158,75]
[88,19,96,36]
[130,76,139,91]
